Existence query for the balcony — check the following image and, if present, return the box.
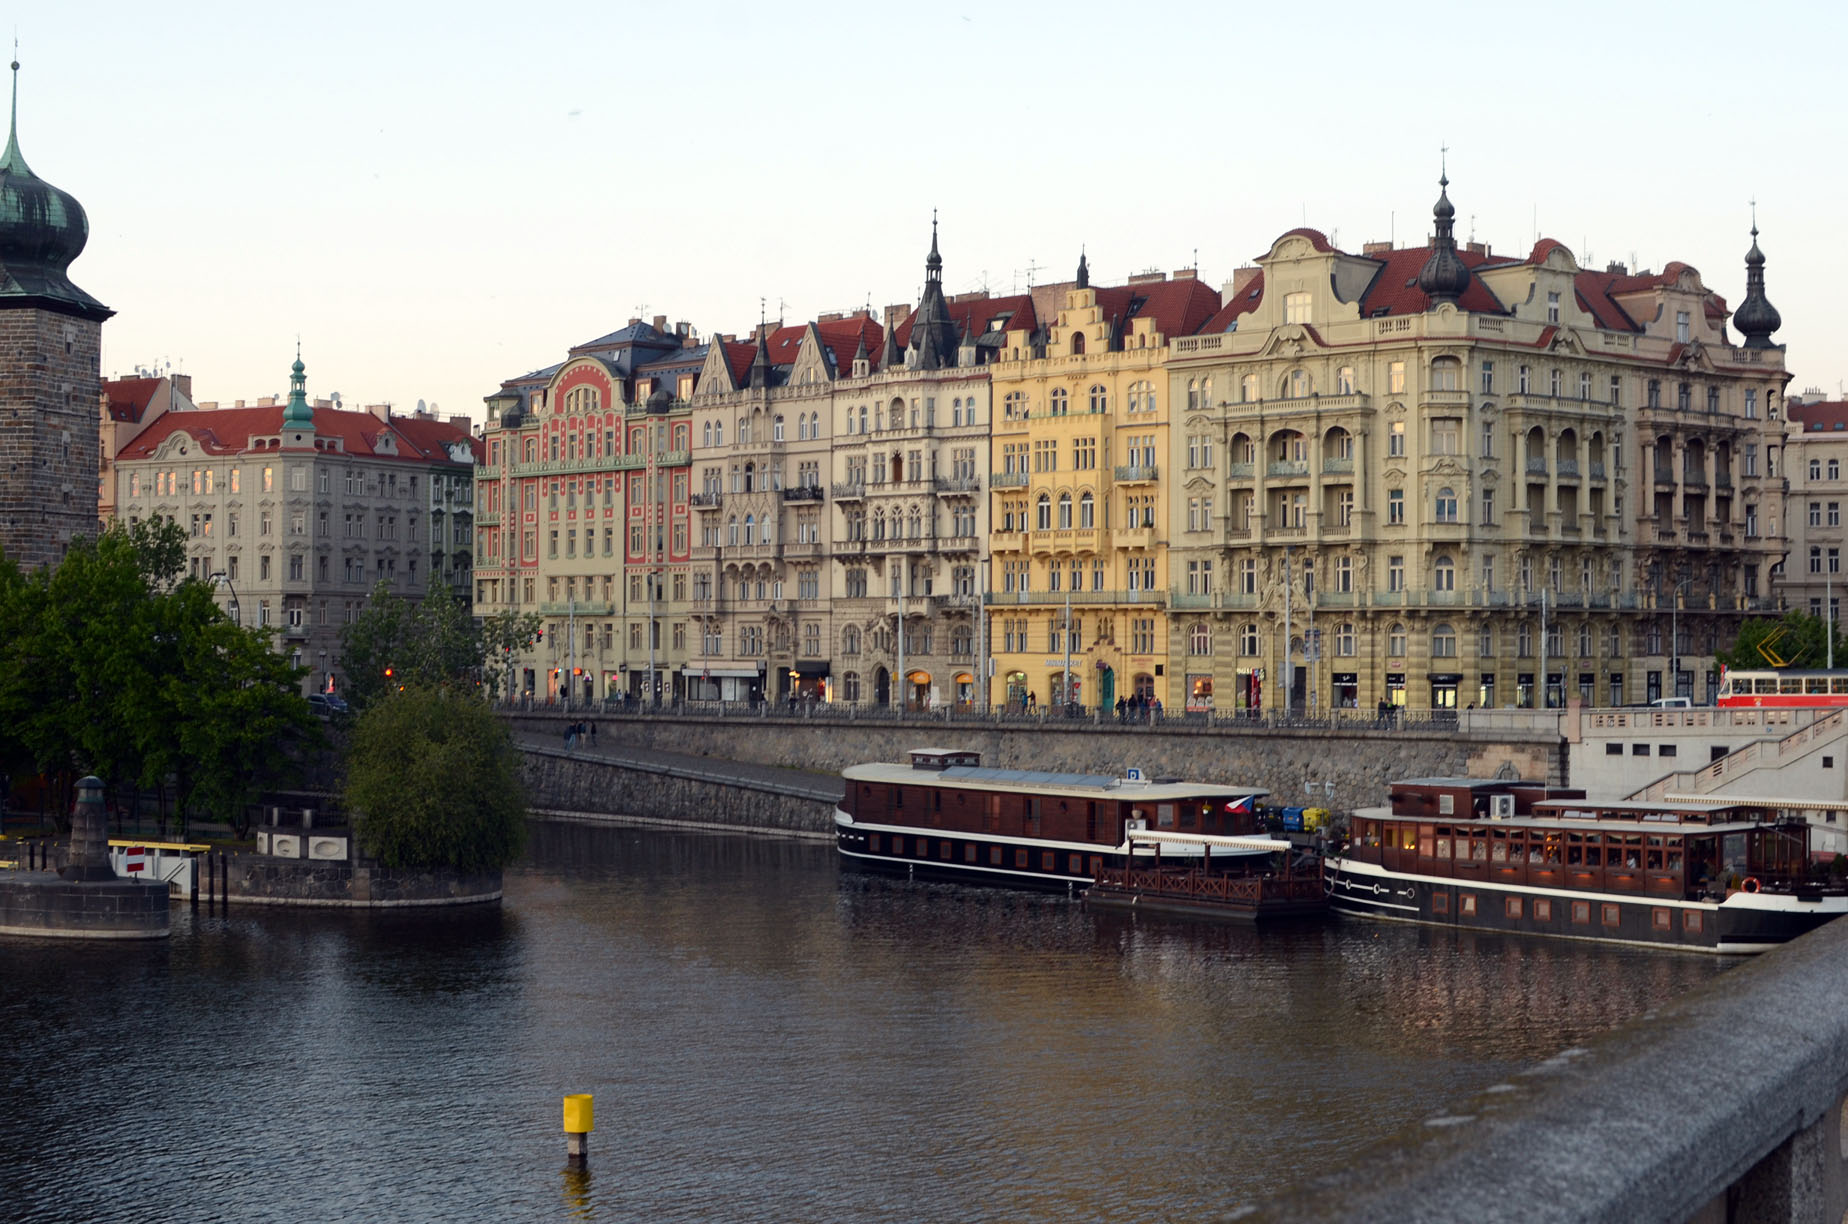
[1654,467,1676,487]
[934,476,983,495]
[690,492,723,508]
[1266,524,1307,539]
[1556,459,1580,480]
[1115,526,1156,551]
[831,482,866,501]
[539,601,615,616]
[1321,458,1355,475]
[991,530,1026,553]
[1589,461,1607,481]
[985,588,1166,608]
[781,542,822,559]
[1266,460,1309,479]
[782,485,825,503]
[1225,391,1373,417]
[1114,464,1160,483]
[936,534,981,553]
[1420,389,1472,408]
[1226,462,1255,480]
[1525,458,1548,477]
[991,471,1030,489]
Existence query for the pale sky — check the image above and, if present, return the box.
[30,1,1848,423]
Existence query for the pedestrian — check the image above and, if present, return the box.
[1028,690,1038,712]
[1151,696,1162,721]
[1115,696,1127,723]
[589,719,597,745]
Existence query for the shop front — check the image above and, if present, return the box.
[1384,671,1406,708]
[683,666,762,703]
[1331,671,1357,710]
[905,669,934,711]
[953,671,976,710]
[791,662,830,703]
[1185,673,1214,713]
[1429,672,1461,710]
[1477,673,1496,709]
[1005,669,1029,710]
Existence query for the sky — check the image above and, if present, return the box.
[28,1,1848,424]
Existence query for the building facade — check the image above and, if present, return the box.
[477,319,701,703]
[1164,178,1789,715]
[0,64,112,568]
[985,257,1221,711]
[1783,392,1848,626]
[100,373,196,527]
[110,356,478,695]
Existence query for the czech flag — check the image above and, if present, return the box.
[1225,795,1255,815]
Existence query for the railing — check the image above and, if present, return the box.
[1226,462,1255,479]
[984,588,1167,607]
[1114,464,1160,482]
[1092,866,1324,907]
[1240,916,1848,1224]
[781,485,824,502]
[934,476,982,494]
[1525,458,1548,476]
[1321,458,1354,475]
[990,472,1030,489]
[1556,459,1580,478]
[831,482,866,499]
[1267,460,1309,478]
[690,492,722,507]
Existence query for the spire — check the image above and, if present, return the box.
[1734,203,1782,349]
[925,208,942,282]
[908,213,960,370]
[2,54,28,176]
[1416,154,1471,306]
[282,343,315,429]
[1076,246,1089,290]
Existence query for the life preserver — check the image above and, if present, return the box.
[1741,877,1761,894]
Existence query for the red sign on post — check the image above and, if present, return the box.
[123,847,146,874]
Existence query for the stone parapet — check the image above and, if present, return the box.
[224,856,501,908]
[0,872,169,939]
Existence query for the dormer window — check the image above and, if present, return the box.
[1285,292,1311,325]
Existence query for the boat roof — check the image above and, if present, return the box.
[842,761,1267,802]
[1372,814,1773,835]
[1123,830,1293,852]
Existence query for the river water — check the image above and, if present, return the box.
[1,819,1730,1223]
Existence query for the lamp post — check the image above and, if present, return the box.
[208,571,241,625]
[1670,576,1692,700]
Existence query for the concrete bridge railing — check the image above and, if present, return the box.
[1240,915,1848,1224]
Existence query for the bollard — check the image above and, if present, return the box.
[563,1094,593,1166]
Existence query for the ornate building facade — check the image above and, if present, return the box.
[985,257,1221,710]
[1782,391,1848,627]
[1164,177,1789,714]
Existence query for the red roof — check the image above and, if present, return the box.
[814,315,883,373]
[1199,270,1265,333]
[104,377,161,423]
[893,293,1038,351]
[1790,400,1848,432]
[1571,272,1643,332]
[1354,245,1509,318]
[1082,277,1222,340]
[1527,238,1571,265]
[1277,227,1335,253]
[116,405,475,464]
[720,340,757,386]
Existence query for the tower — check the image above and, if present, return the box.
[0,59,112,568]
[281,346,316,447]
[907,213,960,371]
[1416,163,1471,306]
[1732,213,1782,350]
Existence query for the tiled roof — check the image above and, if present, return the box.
[117,405,475,465]
[1571,272,1643,333]
[894,293,1036,352]
[814,315,883,373]
[104,377,161,423]
[1354,246,1509,318]
[1198,271,1266,334]
[721,340,758,386]
[1277,227,1335,253]
[1790,400,1848,431]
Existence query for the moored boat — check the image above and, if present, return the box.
[1325,777,1848,954]
[836,748,1272,893]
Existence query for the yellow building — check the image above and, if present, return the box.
[985,258,1220,710]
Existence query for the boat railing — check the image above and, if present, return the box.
[1092,865,1323,904]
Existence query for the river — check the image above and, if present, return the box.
[0,818,1730,1222]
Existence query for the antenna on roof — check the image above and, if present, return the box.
[1390,210,1394,247]
[1469,214,1476,244]
[1022,257,1041,288]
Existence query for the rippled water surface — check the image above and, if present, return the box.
[1,820,1731,1222]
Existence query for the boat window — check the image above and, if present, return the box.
[1180,804,1195,829]
[1542,834,1562,864]
[1089,856,1104,877]
[1666,848,1683,872]
[1433,892,1450,914]
[1585,839,1602,866]
[939,842,952,861]
[1491,837,1508,863]
[1534,898,1553,921]
[1472,838,1489,862]
[990,847,1003,866]
[1362,822,1381,849]
[1652,908,1672,931]
[1685,910,1703,934]
[964,845,977,863]
[1566,834,1584,866]
[1602,903,1622,926]
[1040,851,1055,872]
[1401,826,1418,851]
[1435,837,1452,860]
[1505,896,1523,919]
[915,838,930,856]
[1157,804,1175,829]
[1572,900,1592,924]
[1068,854,1082,874]
[1459,893,1477,916]
[1015,849,1028,869]
[870,834,882,852]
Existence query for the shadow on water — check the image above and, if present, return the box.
[0,820,1734,1224]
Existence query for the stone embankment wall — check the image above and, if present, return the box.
[510,713,1563,810]
[520,746,837,836]
[225,854,502,908]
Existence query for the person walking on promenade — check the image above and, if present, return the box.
[1028,691,1038,713]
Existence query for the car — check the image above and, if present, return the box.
[306,694,335,717]
[323,693,350,714]
[1649,696,1693,708]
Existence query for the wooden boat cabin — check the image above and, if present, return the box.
[1326,777,1843,953]
[835,749,1269,891]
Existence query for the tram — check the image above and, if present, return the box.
[1715,667,1848,709]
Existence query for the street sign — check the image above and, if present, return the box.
[122,846,146,874]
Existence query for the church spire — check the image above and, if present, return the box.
[1416,153,1471,306]
[908,213,960,370]
[926,208,942,282]
[282,343,315,430]
[3,54,29,175]
[1075,246,1089,290]
[1733,204,1782,350]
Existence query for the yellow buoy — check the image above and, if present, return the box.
[563,1094,593,1166]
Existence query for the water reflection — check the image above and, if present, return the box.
[0,819,1731,1223]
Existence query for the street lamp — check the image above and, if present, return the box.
[208,571,240,625]
[1669,576,1692,700]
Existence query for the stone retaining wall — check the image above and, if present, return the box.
[510,713,1565,809]
[224,855,502,908]
[521,748,835,835]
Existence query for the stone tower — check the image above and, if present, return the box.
[0,59,112,569]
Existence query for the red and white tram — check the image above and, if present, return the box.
[1716,667,1848,709]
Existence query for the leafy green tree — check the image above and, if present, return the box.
[339,581,540,709]
[1717,612,1847,672]
[343,685,526,871]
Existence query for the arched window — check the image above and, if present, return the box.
[1071,332,1086,355]
[1288,369,1310,398]
[713,421,724,446]
[742,463,755,493]
[1431,356,1462,390]
[1089,384,1107,414]
[1079,492,1095,528]
[1336,366,1355,395]
[907,510,921,539]
[1036,495,1052,530]
[873,513,886,541]
[951,397,963,426]
[742,514,756,545]
[809,412,820,438]
[1435,487,1458,522]
[1200,378,1212,406]
[1005,391,1026,420]
[1389,623,1407,657]
[1433,623,1457,657]
[1189,379,1200,409]
[726,515,739,545]
[1190,623,1211,655]
[1058,493,1073,529]
[773,415,785,442]
[1336,623,1356,656]
[1241,374,1259,403]
[843,626,861,655]
[842,671,861,702]
[796,416,807,441]
[1239,623,1259,655]
[1050,388,1069,416]
[859,406,868,433]
[1434,555,1455,591]
[702,421,713,447]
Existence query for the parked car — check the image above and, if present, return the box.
[1649,696,1693,709]
[306,693,351,718]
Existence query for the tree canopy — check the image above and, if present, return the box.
[339,581,540,710]
[1716,611,1848,672]
[0,521,316,830]
[343,684,526,872]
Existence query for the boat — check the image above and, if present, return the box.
[835,748,1277,894]
[1324,777,1848,954]
[1084,828,1327,921]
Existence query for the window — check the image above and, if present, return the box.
[1389,622,1407,657]
[1547,291,1561,324]
[1435,488,1458,522]
[1388,557,1404,592]
[1388,420,1405,457]
[1433,622,1457,657]
[1388,489,1405,525]
[1189,623,1210,655]
[1480,488,1495,526]
[1239,623,1259,656]
[1433,556,1455,592]
[1459,893,1477,917]
[1388,362,1405,394]
[1676,310,1690,343]
[1505,896,1524,920]
[1284,292,1310,324]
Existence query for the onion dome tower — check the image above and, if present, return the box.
[1416,165,1471,306]
[0,59,108,321]
[1733,214,1782,349]
[283,346,315,430]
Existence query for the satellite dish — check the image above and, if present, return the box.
[417,398,427,412]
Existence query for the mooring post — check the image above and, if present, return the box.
[563,1094,593,1166]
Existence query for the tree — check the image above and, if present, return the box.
[339,580,540,710]
[343,685,526,872]
[1717,611,1847,672]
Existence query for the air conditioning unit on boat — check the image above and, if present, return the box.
[1489,794,1516,820]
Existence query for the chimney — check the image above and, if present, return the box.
[1230,265,1261,297]
[1466,241,1489,257]
[1173,268,1197,281]
[884,302,911,329]
[172,373,193,401]
[1127,271,1166,285]
[257,396,277,407]
[653,314,667,332]
[234,399,247,409]
[1362,241,1393,256]
[367,402,391,422]
[1606,261,1628,275]
[449,415,471,431]
[628,317,641,327]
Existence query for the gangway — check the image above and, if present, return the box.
[107,839,210,896]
